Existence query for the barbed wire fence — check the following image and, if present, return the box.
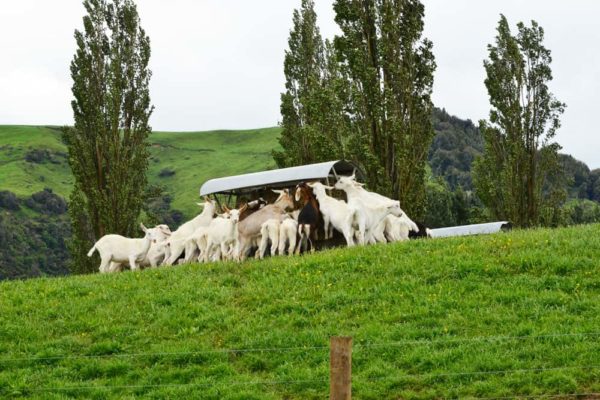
[1,331,599,398]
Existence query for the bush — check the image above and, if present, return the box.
[563,199,600,225]
[158,168,176,178]
[0,210,71,280]
[0,191,20,211]
[24,188,67,215]
[24,149,52,164]
[424,178,455,228]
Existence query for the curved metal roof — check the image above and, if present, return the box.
[200,160,363,196]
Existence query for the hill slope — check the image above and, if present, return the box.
[0,225,599,399]
[0,125,281,218]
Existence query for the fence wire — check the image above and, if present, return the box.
[1,331,598,363]
[28,377,329,392]
[456,393,600,400]
[24,364,600,392]
[354,331,600,350]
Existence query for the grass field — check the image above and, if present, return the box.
[0,125,281,217]
[0,224,599,399]
[0,126,73,199]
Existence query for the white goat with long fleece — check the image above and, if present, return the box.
[278,218,298,256]
[107,224,172,272]
[163,198,217,265]
[88,223,165,273]
[258,219,280,259]
[334,175,404,243]
[307,182,358,246]
[201,205,246,263]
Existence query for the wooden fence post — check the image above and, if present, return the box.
[330,336,352,400]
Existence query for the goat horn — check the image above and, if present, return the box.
[140,222,148,232]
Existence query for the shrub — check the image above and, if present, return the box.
[158,168,176,178]
[24,149,52,164]
[24,188,67,215]
[0,191,20,211]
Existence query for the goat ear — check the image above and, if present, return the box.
[196,202,205,207]
[272,189,283,195]
[140,223,148,233]
[351,168,356,179]
[323,185,334,190]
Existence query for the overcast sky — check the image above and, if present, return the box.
[1,1,598,168]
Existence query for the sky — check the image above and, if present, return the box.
[1,1,598,168]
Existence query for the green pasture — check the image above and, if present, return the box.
[0,224,599,399]
[0,125,281,217]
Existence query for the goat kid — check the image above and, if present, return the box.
[236,189,295,261]
[89,223,166,273]
[108,224,172,272]
[201,204,246,263]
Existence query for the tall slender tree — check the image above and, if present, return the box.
[64,0,153,273]
[274,0,346,167]
[333,0,436,218]
[473,15,565,227]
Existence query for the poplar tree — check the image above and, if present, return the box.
[274,0,346,167]
[64,0,153,273]
[473,15,565,227]
[333,0,436,218]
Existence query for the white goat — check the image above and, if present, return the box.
[334,174,414,242]
[108,224,172,272]
[236,189,295,261]
[307,182,358,247]
[182,226,210,264]
[258,219,280,259]
[334,175,403,244]
[278,218,298,255]
[163,198,217,266]
[201,205,246,263]
[383,214,419,242]
[88,223,165,273]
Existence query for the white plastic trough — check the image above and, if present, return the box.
[429,221,511,238]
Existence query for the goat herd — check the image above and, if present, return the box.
[88,173,429,273]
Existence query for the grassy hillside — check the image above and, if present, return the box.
[0,126,73,199]
[0,125,281,218]
[1,225,599,399]
[148,128,280,216]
